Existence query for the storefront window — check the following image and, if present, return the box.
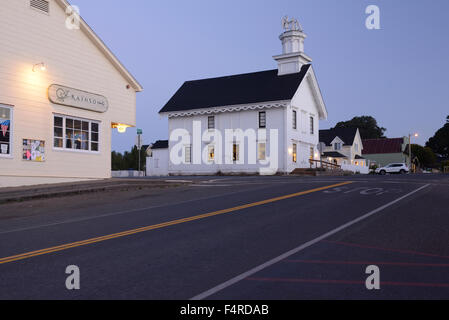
[0,105,12,156]
[54,115,100,153]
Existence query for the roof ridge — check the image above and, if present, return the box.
[184,69,279,83]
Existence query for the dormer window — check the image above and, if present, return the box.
[334,142,342,150]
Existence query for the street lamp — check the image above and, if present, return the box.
[408,133,419,173]
[32,62,46,72]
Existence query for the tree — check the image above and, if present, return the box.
[411,144,437,168]
[426,118,449,157]
[111,146,147,171]
[332,116,387,139]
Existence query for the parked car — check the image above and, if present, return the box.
[375,163,409,175]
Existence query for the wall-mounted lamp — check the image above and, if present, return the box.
[112,123,132,134]
[32,62,46,72]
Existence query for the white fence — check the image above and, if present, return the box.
[112,171,146,178]
[341,164,370,174]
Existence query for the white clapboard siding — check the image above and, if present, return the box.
[0,0,138,183]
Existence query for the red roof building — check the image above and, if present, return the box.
[362,137,410,167]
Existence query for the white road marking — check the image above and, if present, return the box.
[190,183,431,300]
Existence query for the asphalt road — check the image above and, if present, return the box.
[0,174,448,300]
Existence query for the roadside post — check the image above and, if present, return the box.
[136,129,143,177]
[408,133,419,173]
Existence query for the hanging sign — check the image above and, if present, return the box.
[48,84,109,113]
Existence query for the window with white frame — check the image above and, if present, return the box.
[0,105,12,156]
[54,115,99,152]
[185,145,192,164]
[208,116,215,130]
[258,142,266,161]
[293,110,297,130]
[208,145,215,162]
[334,142,342,150]
[259,112,266,129]
[292,143,297,163]
[233,143,239,162]
[310,116,315,134]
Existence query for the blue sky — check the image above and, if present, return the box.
[73,0,449,152]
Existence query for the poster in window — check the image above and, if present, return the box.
[0,119,10,155]
[23,139,45,162]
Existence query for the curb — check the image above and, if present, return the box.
[0,182,186,205]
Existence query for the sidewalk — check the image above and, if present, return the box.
[0,178,187,204]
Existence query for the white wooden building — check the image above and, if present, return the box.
[0,0,142,187]
[319,128,369,174]
[154,18,328,176]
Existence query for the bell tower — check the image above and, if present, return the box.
[273,16,312,76]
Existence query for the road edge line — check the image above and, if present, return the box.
[190,183,431,300]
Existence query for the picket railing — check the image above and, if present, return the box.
[309,159,341,171]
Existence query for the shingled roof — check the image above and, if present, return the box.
[159,65,311,113]
[362,138,405,154]
[319,128,359,146]
[150,140,169,150]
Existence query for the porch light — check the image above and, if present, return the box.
[32,62,46,72]
[288,148,293,155]
[112,123,132,134]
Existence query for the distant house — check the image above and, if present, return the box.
[319,128,368,172]
[146,140,169,176]
[362,137,411,167]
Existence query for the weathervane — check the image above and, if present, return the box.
[282,16,302,32]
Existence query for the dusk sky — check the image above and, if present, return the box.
[73,0,449,152]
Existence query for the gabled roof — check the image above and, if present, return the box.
[319,128,358,146]
[151,140,169,150]
[55,0,143,92]
[362,138,405,154]
[159,65,311,113]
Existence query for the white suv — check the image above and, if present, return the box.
[376,163,409,175]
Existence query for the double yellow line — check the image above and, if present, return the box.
[0,181,352,265]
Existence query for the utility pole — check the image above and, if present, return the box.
[408,134,412,172]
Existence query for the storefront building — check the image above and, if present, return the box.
[0,0,142,187]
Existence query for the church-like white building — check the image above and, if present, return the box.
[148,18,327,176]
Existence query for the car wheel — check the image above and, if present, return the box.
[400,169,406,174]
[380,170,386,175]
